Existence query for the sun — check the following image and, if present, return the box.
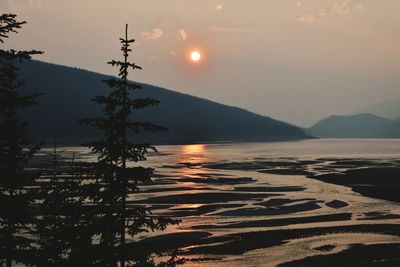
[190,51,201,62]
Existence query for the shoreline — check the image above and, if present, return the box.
[30,140,400,266]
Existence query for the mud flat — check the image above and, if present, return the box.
[136,153,400,266]
[310,167,400,203]
[58,140,400,266]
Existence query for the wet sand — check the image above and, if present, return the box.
[54,140,400,266]
[129,149,400,266]
[311,167,400,203]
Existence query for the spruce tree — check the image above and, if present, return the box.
[34,141,95,266]
[0,13,43,266]
[80,24,178,266]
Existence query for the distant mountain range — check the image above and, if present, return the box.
[354,99,400,120]
[309,113,400,138]
[17,60,310,145]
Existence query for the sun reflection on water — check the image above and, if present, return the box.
[181,144,209,164]
[175,204,203,209]
[182,144,205,155]
[179,144,210,177]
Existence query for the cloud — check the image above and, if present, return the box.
[29,0,43,8]
[216,4,223,11]
[2,0,43,11]
[206,26,264,33]
[170,51,177,56]
[296,1,303,7]
[355,4,364,12]
[140,28,163,40]
[297,14,315,24]
[177,29,188,41]
[326,0,351,16]
[297,0,362,24]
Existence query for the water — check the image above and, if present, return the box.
[151,138,400,164]
[55,139,400,266]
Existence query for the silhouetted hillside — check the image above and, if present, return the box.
[309,113,400,138]
[18,60,310,145]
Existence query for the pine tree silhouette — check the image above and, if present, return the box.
[34,140,95,266]
[80,24,179,266]
[0,13,43,267]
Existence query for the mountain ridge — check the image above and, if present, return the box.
[309,113,400,138]
[18,60,310,145]
[354,99,400,120]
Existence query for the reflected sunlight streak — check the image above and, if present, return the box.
[180,144,210,177]
[182,144,206,155]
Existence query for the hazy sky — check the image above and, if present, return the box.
[2,0,400,126]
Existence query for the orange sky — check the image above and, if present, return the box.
[2,0,400,126]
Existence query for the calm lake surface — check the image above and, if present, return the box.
[148,138,400,163]
[60,138,400,166]
[57,139,400,266]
